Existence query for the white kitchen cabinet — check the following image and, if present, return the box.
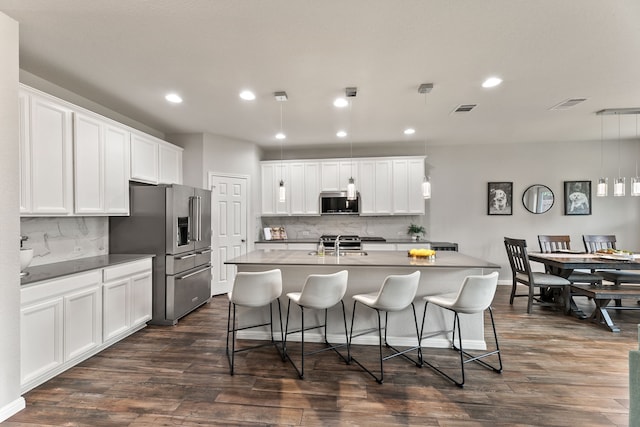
[320,160,358,192]
[359,159,392,215]
[392,158,425,215]
[73,113,130,215]
[261,162,290,215]
[64,281,102,361]
[158,141,183,185]
[289,162,321,215]
[102,259,153,343]
[20,258,153,393]
[20,296,64,387]
[23,89,74,215]
[19,91,31,213]
[130,132,159,184]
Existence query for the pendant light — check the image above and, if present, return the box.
[346,88,357,200]
[613,113,625,197]
[632,114,640,196]
[275,91,287,203]
[419,83,433,199]
[596,113,608,197]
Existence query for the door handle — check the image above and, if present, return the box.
[241,239,246,243]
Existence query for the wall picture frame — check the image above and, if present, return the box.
[564,180,591,215]
[488,182,513,215]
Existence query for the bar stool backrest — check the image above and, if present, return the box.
[229,269,282,307]
[372,271,421,311]
[448,272,499,314]
[297,270,349,309]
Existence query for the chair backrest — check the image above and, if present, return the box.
[449,272,500,314]
[538,235,572,253]
[297,270,349,309]
[229,269,282,307]
[582,234,617,253]
[504,237,533,278]
[372,271,421,311]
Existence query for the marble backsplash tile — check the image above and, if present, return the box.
[260,215,428,240]
[20,217,108,266]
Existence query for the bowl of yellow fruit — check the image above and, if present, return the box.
[408,248,436,259]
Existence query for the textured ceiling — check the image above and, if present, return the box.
[2,0,640,149]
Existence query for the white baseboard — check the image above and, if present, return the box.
[0,396,25,423]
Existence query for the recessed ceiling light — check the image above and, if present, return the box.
[336,130,347,138]
[404,128,416,135]
[239,90,256,101]
[165,93,183,103]
[482,77,502,88]
[333,98,348,108]
[275,132,286,140]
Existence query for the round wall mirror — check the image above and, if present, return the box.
[522,184,554,214]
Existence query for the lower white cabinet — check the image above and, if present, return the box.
[20,258,153,393]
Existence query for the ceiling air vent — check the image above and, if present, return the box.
[550,98,587,110]
[452,104,477,113]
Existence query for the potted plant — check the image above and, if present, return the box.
[407,223,425,241]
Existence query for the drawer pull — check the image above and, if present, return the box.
[176,253,197,260]
[177,265,212,280]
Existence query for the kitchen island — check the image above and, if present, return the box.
[225,250,500,349]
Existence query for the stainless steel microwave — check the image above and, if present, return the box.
[320,191,360,215]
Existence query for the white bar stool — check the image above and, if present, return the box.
[226,269,284,375]
[420,271,502,387]
[349,270,422,384]
[284,270,349,379]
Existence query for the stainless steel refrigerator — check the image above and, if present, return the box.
[110,183,212,325]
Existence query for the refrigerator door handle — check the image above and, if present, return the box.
[189,196,196,243]
[196,196,202,241]
[177,265,212,280]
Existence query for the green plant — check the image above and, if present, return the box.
[407,223,425,236]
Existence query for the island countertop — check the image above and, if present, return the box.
[226,249,499,269]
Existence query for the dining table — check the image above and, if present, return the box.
[528,251,640,332]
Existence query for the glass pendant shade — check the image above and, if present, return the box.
[632,177,640,196]
[422,176,431,199]
[596,177,608,197]
[346,177,357,200]
[278,180,286,202]
[613,177,625,197]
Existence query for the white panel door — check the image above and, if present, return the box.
[64,284,102,361]
[211,174,248,295]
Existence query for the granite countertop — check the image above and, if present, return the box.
[226,249,498,269]
[21,254,155,286]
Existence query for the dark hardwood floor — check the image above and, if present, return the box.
[6,285,637,426]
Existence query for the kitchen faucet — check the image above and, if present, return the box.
[334,235,342,257]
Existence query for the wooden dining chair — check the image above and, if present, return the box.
[537,235,602,286]
[582,235,640,287]
[504,237,572,314]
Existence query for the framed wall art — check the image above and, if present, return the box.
[488,182,513,215]
[564,180,591,215]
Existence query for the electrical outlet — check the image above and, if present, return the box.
[73,246,82,254]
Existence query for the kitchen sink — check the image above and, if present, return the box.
[308,251,368,256]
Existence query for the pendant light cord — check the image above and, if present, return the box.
[618,113,622,178]
[349,99,353,178]
[280,103,284,182]
[600,114,604,175]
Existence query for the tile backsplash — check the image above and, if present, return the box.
[21,217,108,266]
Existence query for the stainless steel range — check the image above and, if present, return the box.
[110,183,212,325]
[319,235,362,252]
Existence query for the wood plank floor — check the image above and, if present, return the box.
[6,285,637,426]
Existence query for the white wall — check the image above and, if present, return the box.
[0,11,25,422]
[166,133,205,188]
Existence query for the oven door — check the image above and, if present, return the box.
[166,264,212,321]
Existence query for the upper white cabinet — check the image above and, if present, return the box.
[359,159,392,215]
[131,133,183,185]
[73,113,130,215]
[260,156,424,217]
[19,84,183,216]
[20,88,74,216]
[130,133,159,184]
[320,160,358,191]
[392,158,425,215]
[261,162,290,215]
[289,162,321,215]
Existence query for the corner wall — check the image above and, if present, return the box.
[0,11,25,422]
